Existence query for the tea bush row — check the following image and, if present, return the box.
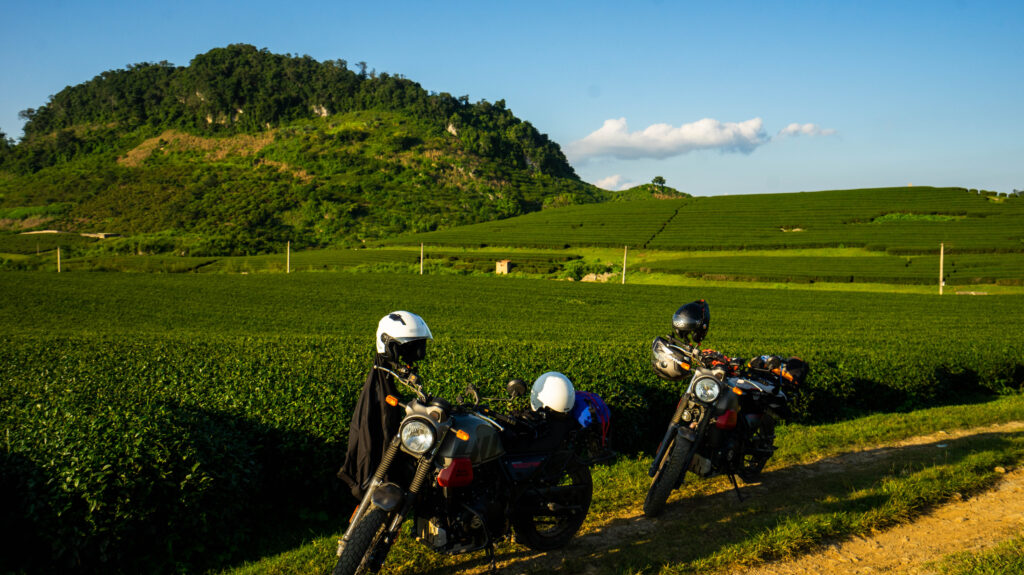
[3,332,1019,573]
[388,187,1024,254]
[642,253,1024,285]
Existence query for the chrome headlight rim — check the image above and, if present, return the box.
[693,377,721,403]
[400,417,436,454]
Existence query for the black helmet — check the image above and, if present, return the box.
[672,300,710,343]
[650,336,691,381]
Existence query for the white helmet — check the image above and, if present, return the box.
[376,311,433,362]
[530,372,576,413]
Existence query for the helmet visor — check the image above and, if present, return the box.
[397,339,427,364]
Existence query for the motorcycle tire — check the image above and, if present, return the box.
[643,433,693,518]
[512,458,593,551]
[332,508,390,575]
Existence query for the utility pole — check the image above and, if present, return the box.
[622,245,628,284]
[420,243,424,275]
[57,247,61,273]
[286,241,291,274]
[939,242,944,295]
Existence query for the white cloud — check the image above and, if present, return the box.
[593,174,636,191]
[567,117,768,162]
[776,123,837,137]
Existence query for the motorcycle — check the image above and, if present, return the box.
[642,337,804,517]
[333,366,599,575]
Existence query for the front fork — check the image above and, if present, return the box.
[648,396,699,477]
[338,437,402,555]
[336,438,436,560]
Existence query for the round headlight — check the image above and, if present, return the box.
[694,377,721,403]
[400,419,435,454]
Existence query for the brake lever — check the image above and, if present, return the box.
[457,384,480,408]
[373,365,426,399]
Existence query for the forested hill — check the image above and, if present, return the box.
[0,44,605,254]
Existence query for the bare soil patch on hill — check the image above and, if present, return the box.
[117,129,274,166]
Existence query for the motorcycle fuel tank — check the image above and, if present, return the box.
[438,413,505,464]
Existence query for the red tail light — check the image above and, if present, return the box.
[437,457,473,488]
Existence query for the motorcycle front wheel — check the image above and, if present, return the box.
[643,432,693,518]
[333,508,391,575]
[512,458,593,550]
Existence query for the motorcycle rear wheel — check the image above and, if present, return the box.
[643,433,693,518]
[512,458,593,550]
[333,508,390,575]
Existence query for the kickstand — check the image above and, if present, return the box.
[484,543,498,574]
[728,473,746,502]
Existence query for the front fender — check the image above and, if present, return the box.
[677,426,698,442]
[371,482,404,512]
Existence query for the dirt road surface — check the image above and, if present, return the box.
[460,421,1024,575]
[740,468,1024,574]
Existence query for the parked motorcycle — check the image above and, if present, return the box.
[333,366,601,575]
[643,335,805,517]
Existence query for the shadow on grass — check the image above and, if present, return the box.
[1,402,355,575]
[419,429,1023,575]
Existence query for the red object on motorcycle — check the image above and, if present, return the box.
[437,457,474,487]
[716,410,737,430]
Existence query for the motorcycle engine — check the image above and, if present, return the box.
[416,478,506,554]
[704,426,740,474]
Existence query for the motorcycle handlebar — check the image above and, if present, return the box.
[374,364,427,400]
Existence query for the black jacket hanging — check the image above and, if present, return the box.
[337,354,401,499]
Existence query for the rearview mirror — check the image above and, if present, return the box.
[507,379,527,398]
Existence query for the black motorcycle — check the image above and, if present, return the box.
[333,366,598,575]
[643,337,804,517]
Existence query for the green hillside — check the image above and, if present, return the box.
[385,186,1024,253]
[608,182,690,201]
[0,45,603,254]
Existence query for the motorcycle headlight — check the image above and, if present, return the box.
[694,377,721,403]
[400,419,435,454]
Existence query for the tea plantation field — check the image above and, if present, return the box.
[385,187,1024,253]
[2,272,1022,573]
[5,187,1022,286]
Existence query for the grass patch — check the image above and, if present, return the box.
[0,202,74,220]
[928,531,1024,575]
[772,394,1024,464]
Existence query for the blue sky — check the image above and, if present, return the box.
[2,0,1021,196]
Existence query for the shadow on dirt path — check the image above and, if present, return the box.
[423,421,1024,575]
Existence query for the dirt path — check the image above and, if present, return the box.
[740,468,1024,575]
[454,421,1024,575]
[737,421,1024,575]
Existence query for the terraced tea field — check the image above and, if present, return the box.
[386,187,1024,253]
